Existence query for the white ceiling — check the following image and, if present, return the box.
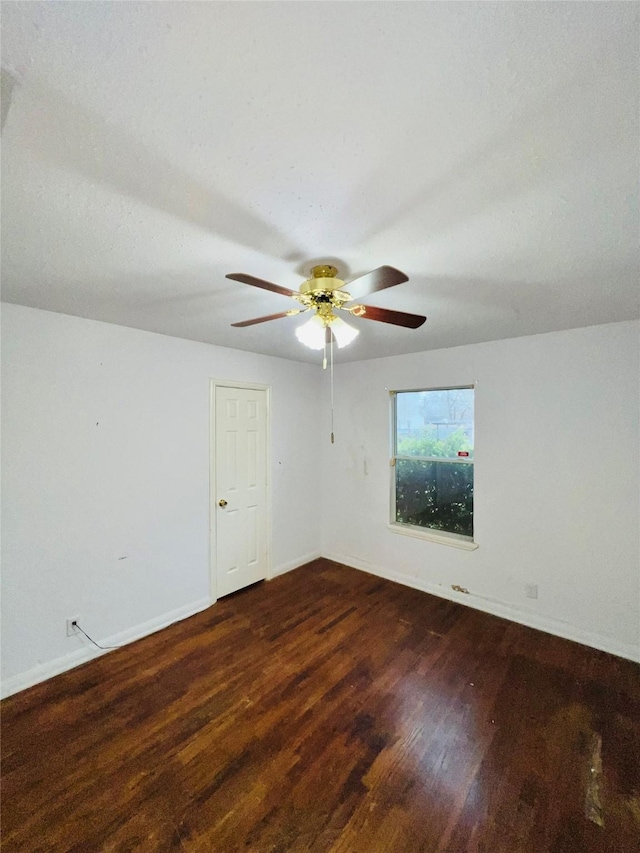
[1,1,638,364]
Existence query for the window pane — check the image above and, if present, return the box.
[396,388,474,459]
[395,459,473,537]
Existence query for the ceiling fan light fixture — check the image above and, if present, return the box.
[295,314,359,350]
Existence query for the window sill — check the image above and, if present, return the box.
[388,523,479,551]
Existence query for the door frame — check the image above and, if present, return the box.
[209,379,272,603]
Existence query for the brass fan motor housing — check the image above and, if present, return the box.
[296,264,353,323]
[299,264,347,297]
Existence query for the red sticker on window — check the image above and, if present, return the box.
[458,451,470,457]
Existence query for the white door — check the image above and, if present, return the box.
[214,385,268,597]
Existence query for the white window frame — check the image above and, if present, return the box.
[389,385,478,551]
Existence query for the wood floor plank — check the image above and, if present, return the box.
[1,559,638,852]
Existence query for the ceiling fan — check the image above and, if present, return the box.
[226,264,426,351]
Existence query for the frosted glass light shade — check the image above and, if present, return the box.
[295,314,360,350]
[330,316,359,348]
[295,314,326,350]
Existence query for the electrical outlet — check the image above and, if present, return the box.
[66,617,79,637]
[525,584,538,600]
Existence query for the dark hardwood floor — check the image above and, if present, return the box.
[1,559,639,852]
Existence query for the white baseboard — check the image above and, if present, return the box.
[322,551,640,664]
[270,551,321,579]
[1,596,212,700]
[5,555,635,700]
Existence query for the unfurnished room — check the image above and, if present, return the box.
[1,2,639,851]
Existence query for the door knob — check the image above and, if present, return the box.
[218,499,228,507]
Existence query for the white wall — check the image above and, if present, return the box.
[1,303,322,696]
[321,321,640,662]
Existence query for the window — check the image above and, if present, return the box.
[391,386,474,542]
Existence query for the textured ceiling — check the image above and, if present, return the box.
[1,1,638,363]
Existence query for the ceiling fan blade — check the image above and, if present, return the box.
[343,266,408,300]
[231,310,303,327]
[226,273,297,299]
[347,304,426,329]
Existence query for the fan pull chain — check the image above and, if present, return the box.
[330,332,335,443]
